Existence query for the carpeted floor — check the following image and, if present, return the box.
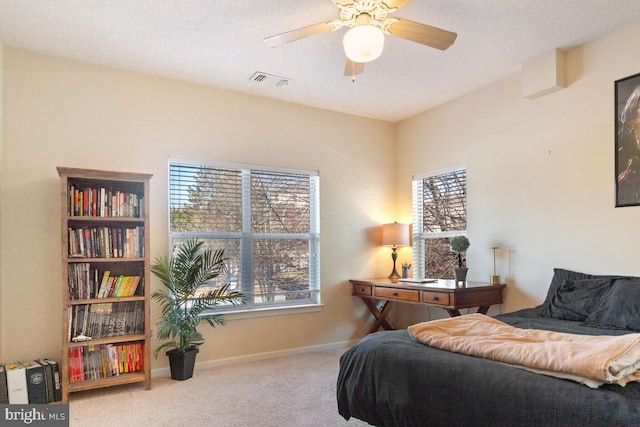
[68,347,371,427]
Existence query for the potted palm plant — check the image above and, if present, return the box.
[450,235,470,287]
[151,238,245,380]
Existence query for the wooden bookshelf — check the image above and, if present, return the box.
[57,167,152,402]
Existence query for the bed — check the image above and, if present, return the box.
[337,269,640,426]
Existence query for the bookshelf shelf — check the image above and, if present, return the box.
[58,167,152,403]
[67,372,148,393]
[68,296,146,306]
[67,218,145,225]
[66,334,147,348]
[67,257,145,263]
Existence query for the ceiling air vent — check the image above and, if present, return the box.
[250,71,290,87]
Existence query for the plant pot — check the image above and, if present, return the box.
[167,347,199,380]
[454,267,468,287]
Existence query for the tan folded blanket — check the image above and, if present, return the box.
[407,313,640,388]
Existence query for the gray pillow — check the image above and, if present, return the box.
[542,268,602,306]
[541,278,614,321]
[582,279,640,331]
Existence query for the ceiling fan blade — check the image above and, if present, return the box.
[264,22,335,48]
[344,59,365,77]
[388,18,457,50]
[383,0,414,8]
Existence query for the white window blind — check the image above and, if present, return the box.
[412,167,467,279]
[169,161,320,312]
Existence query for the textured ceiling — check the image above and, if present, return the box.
[1,1,640,122]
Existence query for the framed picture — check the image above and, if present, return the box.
[615,72,640,207]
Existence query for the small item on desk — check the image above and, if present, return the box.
[398,278,437,283]
[401,263,411,278]
[490,247,501,285]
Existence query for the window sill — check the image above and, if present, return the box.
[214,304,325,320]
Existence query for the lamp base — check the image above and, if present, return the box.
[388,247,400,283]
[388,269,400,283]
[490,275,501,285]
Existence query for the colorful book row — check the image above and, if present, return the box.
[68,264,143,300]
[68,226,144,259]
[68,343,144,383]
[97,271,142,298]
[68,301,145,342]
[68,184,144,218]
[0,359,62,404]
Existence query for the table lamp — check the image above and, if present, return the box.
[382,222,410,282]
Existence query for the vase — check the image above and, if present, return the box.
[454,267,468,287]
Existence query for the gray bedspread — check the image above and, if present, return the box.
[336,308,640,426]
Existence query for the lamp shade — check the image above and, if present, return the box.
[343,25,384,63]
[382,222,410,247]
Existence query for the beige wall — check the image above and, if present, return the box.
[0,47,396,366]
[394,20,640,326]
[3,18,640,366]
[0,42,4,352]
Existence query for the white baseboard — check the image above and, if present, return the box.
[151,339,359,379]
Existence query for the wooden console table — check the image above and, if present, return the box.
[350,278,506,334]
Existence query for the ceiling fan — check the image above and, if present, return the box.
[264,0,457,78]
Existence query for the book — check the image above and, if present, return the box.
[24,360,48,404]
[68,348,85,383]
[127,276,141,296]
[42,359,62,402]
[37,359,55,403]
[112,275,125,297]
[0,365,8,404]
[97,270,110,298]
[6,363,28,404]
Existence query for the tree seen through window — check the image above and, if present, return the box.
[169,162,320,311]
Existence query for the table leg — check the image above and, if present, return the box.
[361,298,396,333]
[477,305,491,315]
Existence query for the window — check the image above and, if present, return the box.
[169,160,320,314]
[412,167,467,279]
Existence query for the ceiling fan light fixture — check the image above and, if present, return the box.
[343,25,384,63]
